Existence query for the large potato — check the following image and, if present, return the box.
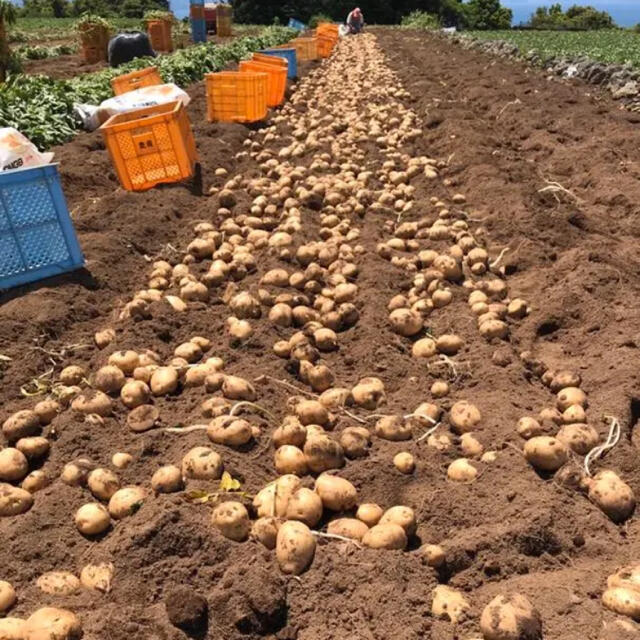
[80,563,114,593]
[251,517,281,550]
[150,367,179,396]
[339,427,371,459]
[108,486,146,520]
[0,617,24,639]
[120,381,151,409]
[295,400,329,426]
[151,465,183,493]
[315,474,357,511]
[351,377,385,410]
[253,475,301,518]
[276,520,316,575]
[431,586,470,624]
[587,470,635,523]
[36,572,80,596]
[447,458,478,483]
[480,593,542,640]
[212,501,250,542]
[356,503,383,527]
[221,375,256,401]
[389,308,423,337]
[23,607,82,640]
[15,437,49,460]
[181,447,223,481]
[75,503,110,536]
[602,587,640,621]
[0,483,33,517]
[273,417,307,448]
[0,448,29,482]
[92,366,126,394]
[285,487,323,527]
[87,468,120,501]
[556,423,599,455]
[362,523,407,550]
[207,417,253,447]
[2,410,41,442]
[375,415,411,441]
[303,435,344,473]
[523,436,568,472]
[0,580,16,613]
[449,401,482,434]
[379,506,416,537]
[274,446,308,476]
[327,518,369,541]
[556,387,587,411]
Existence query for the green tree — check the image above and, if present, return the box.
[466,0,512,29]
[0,0,17,82]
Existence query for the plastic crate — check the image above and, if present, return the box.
[317,23,339,39]
[216,5,232,37]
[191,18,206,43]
[260,48,297,79]
[291,37,318,61]
[288,18,306,31]
[189,5,205,19]
[316,34,335,58]
[100,100,197,192]
[0,164,84,290]
[147,19,172,52]
[239,60,286,107]
[111,66,162,96]
[205,71,268,123]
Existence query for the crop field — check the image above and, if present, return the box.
[469,28,640,66]
[1,26,640,640]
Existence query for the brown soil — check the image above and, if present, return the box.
[1,30,640,640]
[22,54,108,79]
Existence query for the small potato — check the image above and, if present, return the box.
[556,423,599,455]
[0,617,26,639]
[112,452,132,469]
[0,580,16,613]
[587,470,635,523]
[182,447,223,481]
[87,468,120,501]
[212,501,250,542]
[412,338,437,359]
[59,365,85,386]
[174,342,202,363]
[37,572,80,596]
[339,427,371,459]
[516,417,543,440]
[479,319,508,340]
[449,401,481,434]
[151,465,183,493]
[394,452,415,474]
[75,503,111,536]
[108,350,139,374]
[120,381,151,409]
[220,375,255,401]
[93,366,126,394]
[460,433,484,458]
[72,390,113,417]
[276,520,316,575]
[436,334,463,356]
[431,381,449,398]
[22,470,49,494]
[295,400,329,426]
[34,400,60,425]
[60,459,94,487]
[2,410,41,442]
[523,436,568,472]
[362,523,407,550]
[550,370,581,393]
[379,505,416,537]
[562,404,586,424]
[389,308,423,337]
[319,388,352,411]
[314,328,338,351]
[16,437,49,460]
[315,474,357,511]
[375,415,411,441]
[0,448,29,482]
[127,404,159,433]
[274,446,308,476]
[150,367,179,396]
[285,487,323,528]
[24,607,82,640]
[303,435,344,473]
[273,417,307,449]
[351,377,385,410]
[421,544,446,568]
[108,486,146,519]
[556,387,587,411]
[251,517,281,550]
[80,563,113,593]
[327,518,369,541]
[480,593,542,640]
[447,458,478,482]
[356,503,383,527]
[432,585,470,624]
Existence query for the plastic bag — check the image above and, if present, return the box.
[0,128,54,172]
[74,83,191,131]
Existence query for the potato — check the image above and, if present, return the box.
[222,375,256,401]
[449,401,482,434]
[112,452,132,469]
[421,544,446,568]
[0,448,28,482]
[37,572,80,596]
[339,427,371,459]
[602,587,640,621]
[356,503,383,527]
[149,367,179,396]
[71,390,113,417]
[253,475,301,518]
[273,417,307,449]
[151,465,183,493]
[314,328,338,352]
[93,366,126,394]
[556,423,599,455]
[412,402,442,427]
[447,458,478,482]
[480,593,542,640]
[460,433,484,458]
[182,447,223,481]
[274,446,308,476]
[562,404,586,424]
[550,370,581,393]
[108,486,146,519]
[362,523,407,550]
[295,400,329,426]
[251,517,281,550]
[412,338,437,359]
[23,607,82,640]
[75,503,110,536]
[0,617,24,640]
[556,387,587,411]
[523,436,568,472]
[351,377,385,409]
[303,435,344,473]
[127,404,159,433]
[436,334,463,355]
[328,518,369,541]
[538,407,563,425]
[80,563,114,593]
[479,319,508,340]
[201,397,231,419]
[2,410,41,442]
[394,452,415,474]
[87,468,120,502]
[431,381,449,398]
[587,470,635,523]
[120,381,151,409]
[16,437,49,460]
[379,505,416,537]
[212,501,250,542]
[22,470,48,494]
[375,415,411,441]
[516,417,543,440]
[207,417,253,447]
[276,520,316,575]
[315,474,357,511]
[60,458,94,487]
[0,580,16,613]
[285,487,323,527]
[389,308,423,337]
[34,400,60,425]
[432,585,470,624]
[607,563,640,591]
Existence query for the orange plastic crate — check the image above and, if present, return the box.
[252,52,288,71]
[316,34,335,58]
[317,23,339,40]
[291,37,318,61]
[111,66,163,96]
[100,100,197,192]
[147,19,172,51]
[239,60,286,107]
[205,71,268,123]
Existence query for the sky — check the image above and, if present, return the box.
[502,0,638,26]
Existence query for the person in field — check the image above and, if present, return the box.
[346,7,364,34]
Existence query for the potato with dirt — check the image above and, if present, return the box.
[523,436,568,472]
[276,520,316,575]
[362,523,407,550]
[0,483,33,517]
[212,501,250,541]
[23,607,82,640]
[480,593,542,640]
[432,585,470,623]
[285,487,323,527]
[586,470,635,523]
[75,503,111,536]
[315,474,357,511]
[108,486,146,519]
[0,580,16,613]
[182,447,223,481]
[0,448,29,482]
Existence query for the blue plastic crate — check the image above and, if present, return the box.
[0,164,84,291]
[190,0,204,6]
[261,48,297,79]
[288,18,306,31]
[191,18,207,43]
